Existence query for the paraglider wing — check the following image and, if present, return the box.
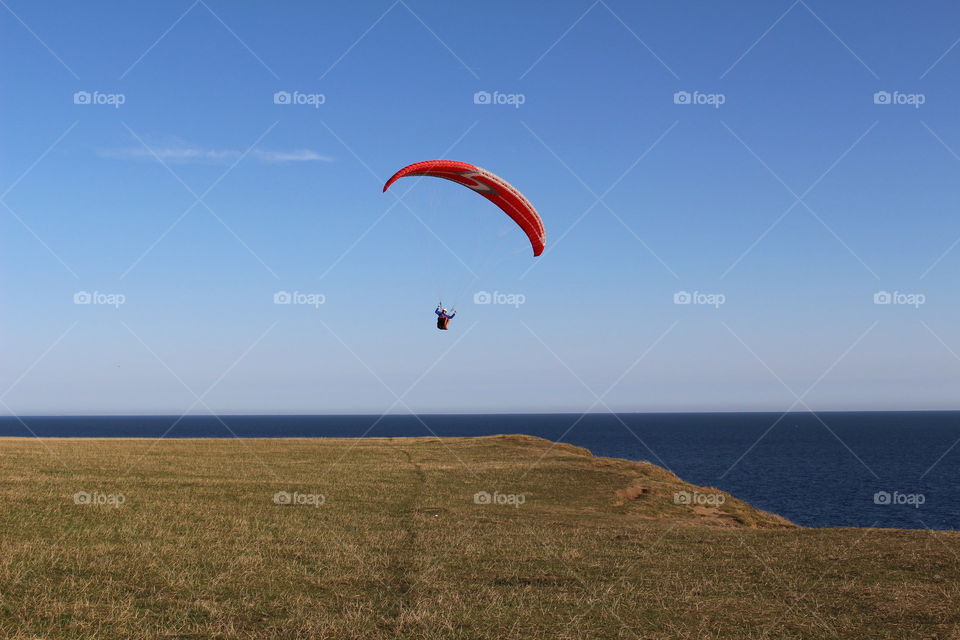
[382,160,545,256]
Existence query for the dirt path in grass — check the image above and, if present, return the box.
[381,446,426,635]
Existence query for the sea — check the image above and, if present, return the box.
[2,411,957,530]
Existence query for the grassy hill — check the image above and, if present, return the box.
[0,435,956,639]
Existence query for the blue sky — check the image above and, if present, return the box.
[3,0,960,414]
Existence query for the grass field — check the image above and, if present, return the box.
[0,435,957,639]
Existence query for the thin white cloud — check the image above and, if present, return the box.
[99,144,333,164]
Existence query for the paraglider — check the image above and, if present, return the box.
[435,303,456,330]
[385,160,545,330]
[382,160,546,257]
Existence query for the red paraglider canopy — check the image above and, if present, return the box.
[383,160,545,256]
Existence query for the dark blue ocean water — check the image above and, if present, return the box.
[3,412,958,530]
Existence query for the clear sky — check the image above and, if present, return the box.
[2,1,960,414]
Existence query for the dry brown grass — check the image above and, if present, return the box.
[0,434,956,639]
